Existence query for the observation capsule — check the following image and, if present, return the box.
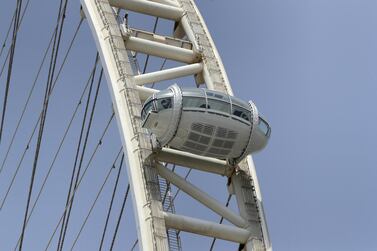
[141,85,271,164]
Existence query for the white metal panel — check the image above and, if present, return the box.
[163,212,251,244]
[133,63,203,86]
[109,0,183,20]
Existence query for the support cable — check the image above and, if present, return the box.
[13,111,115,251]
[69,150,124,251]
[161,164,176,206]
[150,58,167,89]
[0,50,10,81]
[130,240,138,251]
[0,0,30,60]
[4,58,93,243]
[110,184,131,251]
[56,53,99,251]
[58,68,103,251]
[0,18,83,204]
[141,17,159,74]
[0,55,97,210]
[42,112,115,251]
[0,28,56,177]
[0,10,16,60]
[18,0,69,249]
[166,168,192,212]
[208,194,232,251]
[0,0,24,142]
[0,13,80,173]
[98,154,125,251]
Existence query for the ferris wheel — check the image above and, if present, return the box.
[80,0,272,250]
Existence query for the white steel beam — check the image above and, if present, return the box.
[156,147,233,176]
[109,0,183,20]
[125,36,200,63]
[136,86,158,103]
[232,171,265,250]
[157,164,247,228]
[247,156,272,250]
[149,0,180,8]
[129,28,193,50]
[163,212,250,244]
[133,63,203,86]
[81,1,169,250]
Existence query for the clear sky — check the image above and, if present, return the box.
[0,0,376,251]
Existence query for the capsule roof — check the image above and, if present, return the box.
[152,87,251,111]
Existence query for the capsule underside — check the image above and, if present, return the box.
[141,85,270,163]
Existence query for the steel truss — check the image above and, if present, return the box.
[80,0,271,250]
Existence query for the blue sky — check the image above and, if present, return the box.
[0,0,376,250]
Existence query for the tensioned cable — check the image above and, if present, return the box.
[98,153,125,251]
[55,53,99,251]
[166,168,192,212]
[42,112,115,251]
[0,18,83,177]
[109,184,131,251]
[0,10,16,60]
[0,27,56,177]
[142,17,159,74]
[12,111,115,251]
[58,68,103,251]
[18,0,69,249]
[0,0,30,60]
[208,194,232,251]
[0,51,95,210]
[0,12,81,204]
[0,0,70,89]
[151,58,167,88]
[0,18,83,203]
[161,164,176,206]
[0,51,10,81]
[130,240,138,251]
[69,150,124,251]
[0,0,24,142]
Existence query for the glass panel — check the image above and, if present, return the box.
[207,99,230,113]
[156,98,172,111]
[232,105,251,121]
[258,117,270,136]
[141,101,154,120]
[182,97,207,108]
[231,96,249,109]
[206,91,215,97]
[143,96,153,106]
[206,90,228,101]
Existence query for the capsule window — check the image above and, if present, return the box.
[182,97,207,109]
[258,117,270,136]
[206,91,228,101]
[141,100,154,121]
[207,98,230,114]
[156,98,172,111]
[231,97,249,109]
[232,105,251,122]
